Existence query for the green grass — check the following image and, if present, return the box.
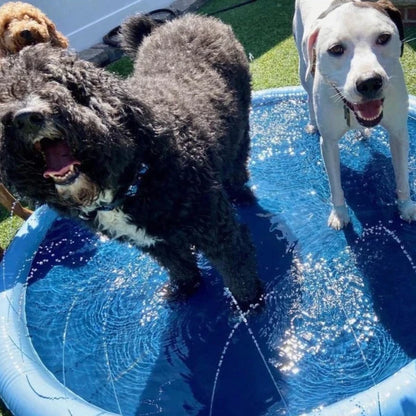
[200,0,299,90]
[107,0,301,89]
[107,55,134,78]
[0,207,24,248]
[107,0,416,93]
[199,0,416,93]
[1,1,416,414]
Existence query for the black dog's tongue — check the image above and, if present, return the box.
[42,140,80,179]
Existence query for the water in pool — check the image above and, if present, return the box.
[24,90,416,416]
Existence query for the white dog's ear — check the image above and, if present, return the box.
[306,28,319,78]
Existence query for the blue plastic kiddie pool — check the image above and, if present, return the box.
[1,87,416,416]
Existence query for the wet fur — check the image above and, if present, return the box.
[0,14,262,308]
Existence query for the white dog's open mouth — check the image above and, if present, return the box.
[35,139,81,185]
[348,99,384,128]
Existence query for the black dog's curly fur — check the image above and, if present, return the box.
[0,14,262,308]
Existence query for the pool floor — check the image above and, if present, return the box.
[22,89,416,416]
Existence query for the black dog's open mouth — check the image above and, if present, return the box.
[347,99,384,128]
[35,139,81,185]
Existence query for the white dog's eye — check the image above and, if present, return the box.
[376,33,391,46]
[328,44,344,56]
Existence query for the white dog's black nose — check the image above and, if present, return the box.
[12,111,44,134]
[356,74,383,98]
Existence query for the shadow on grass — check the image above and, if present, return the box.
[107,0,296,78]
[200,0,295,59]
[405,26,416,50]
[0,206,9,222]
[0,400,12,416]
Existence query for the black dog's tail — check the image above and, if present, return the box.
[120,15,158,59]
[120,10,178,59]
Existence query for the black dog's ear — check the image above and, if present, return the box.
[63,78,91,107]
[372,0,404,56]
[47,73,91,107]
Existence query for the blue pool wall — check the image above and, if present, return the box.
[1,87,416,416]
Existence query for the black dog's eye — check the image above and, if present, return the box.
[328,44,345,56]
[376,33,391,46]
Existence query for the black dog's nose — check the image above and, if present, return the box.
[356,74,383,98]
[12,111,44,134]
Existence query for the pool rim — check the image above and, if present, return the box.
[0,86,415,416]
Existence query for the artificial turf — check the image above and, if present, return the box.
[107,0,416,94]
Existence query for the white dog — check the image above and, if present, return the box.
[293,0,416,229]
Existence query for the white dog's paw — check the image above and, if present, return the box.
[328,205,350,230]
[397,199,416,222]
[305,123,318,134]
[355,128,372,140]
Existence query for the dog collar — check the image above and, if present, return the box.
[78,163,148,221]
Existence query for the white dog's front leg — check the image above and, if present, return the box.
[321,137,350,229]
[306,93,318,134]
[389,130,416,221]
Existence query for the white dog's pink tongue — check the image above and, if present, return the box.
[42,140,80,179]
[353,99,383,121]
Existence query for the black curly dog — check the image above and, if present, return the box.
[0,14,263,309]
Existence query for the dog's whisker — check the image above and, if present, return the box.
[320,74,345,103]
[331,92,344,104]
[403,36,416,44]
[326,82,345,104]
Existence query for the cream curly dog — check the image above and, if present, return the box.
[0,1,68,56]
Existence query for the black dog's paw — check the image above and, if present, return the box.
[157,278,202,302]
[229,185,257,206]
[226,280,265,313]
